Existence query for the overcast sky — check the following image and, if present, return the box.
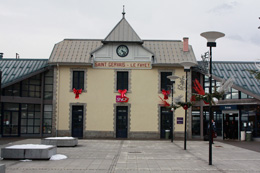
[1,0,259,61]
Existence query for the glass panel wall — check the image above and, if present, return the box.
[0,104,1,135]
[44,70,53,100]
[192,106,200,136]
[43,105,52,134]
[21,104,41,134]
[22,74,41,98]
[3,83,20,96]
[203,107,222,136]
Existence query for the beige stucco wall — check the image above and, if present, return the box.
[86,68,114,131]
[130,69,159,131]
[55,65,187,135]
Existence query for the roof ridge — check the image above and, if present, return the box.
[103,17,142,43]
[143,40,182,42]
[64,39,103,41]
[0,59,48,61]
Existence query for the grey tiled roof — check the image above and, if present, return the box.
[143,40,196,64]
[0,59,48,87]
[49,39,103,64]
[198,61,260,96]
[48,39,197,65]
[103,17,142,43]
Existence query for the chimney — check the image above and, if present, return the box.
[16,53,19,59]
[0,53,3,59]
[183,37,189,52]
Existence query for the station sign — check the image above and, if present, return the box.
[220,105,237,110]
[94,61,151,69]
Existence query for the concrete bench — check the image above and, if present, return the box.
[41,137,78,147]
[0,164,5,173]
[1,144,57,160]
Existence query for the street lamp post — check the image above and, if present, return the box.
[200,31,225,165]
[180,62,197,150]
[167,75,179,142]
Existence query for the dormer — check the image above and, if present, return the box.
[92,11,153,69]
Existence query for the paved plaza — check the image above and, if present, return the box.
[0,139,260,173]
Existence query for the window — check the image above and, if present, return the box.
[43,105,52,134]
[20,104,41,134]
[192,107,200,136]
[241,92,253,99]
[204,75,218,94]
[44,70,53,99]
[0,104,1,135]
[3,83,20,96]
[21,74,41,98]
[224,88,239,100]
[73,71,84,90]
[117,71,128,90]
[161,72,172,91]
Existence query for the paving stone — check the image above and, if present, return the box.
[1,139,260,173]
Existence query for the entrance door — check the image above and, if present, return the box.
[116,106,128,138]
[2,111,19,137]
[160,107,173,139]
[223,113,239,140]
[72,106,84,138]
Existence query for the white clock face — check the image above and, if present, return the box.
[116,45,129,57]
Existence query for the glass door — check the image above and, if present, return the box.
[223,112,239,140]
[3,111,19,137]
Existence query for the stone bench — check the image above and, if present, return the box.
[0,164,5,173]
[1,144,57,160]
[41,137,78,147]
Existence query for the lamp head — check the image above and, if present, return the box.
[200,31,225,47]
[180,61,197,72]
[167,75,179,83]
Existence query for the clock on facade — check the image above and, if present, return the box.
[116,45,129,57]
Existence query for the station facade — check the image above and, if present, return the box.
[1,13,260,141]
[48,14,197,139]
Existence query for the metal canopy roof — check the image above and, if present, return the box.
[0,59,49,88]
[198,61,260,97]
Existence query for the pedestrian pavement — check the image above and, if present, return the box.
[0,139,260,173]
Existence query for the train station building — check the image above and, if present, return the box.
[1,13,260,141]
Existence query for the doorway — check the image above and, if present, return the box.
[2,111,19,137]
[223,112,239,140]
[116,106,128,138]
[160,107,173,139]
[71,105,84,138]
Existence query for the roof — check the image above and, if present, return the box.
[103,17,142,43]
[198,61,260,97]
[49,39,103,65]
[48,16,196,65]
[143,40,196,64]
[48,39,197,65]
[0,59,49,88]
